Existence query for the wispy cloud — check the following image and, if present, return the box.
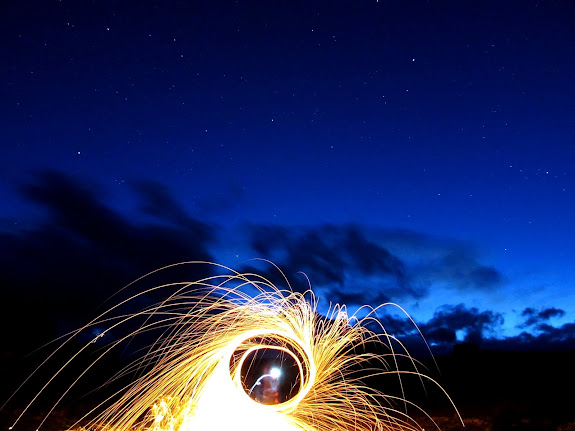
[243,223,503,305]
[1,171,214,351]
[519,307,566,327]
[1,172,572,355]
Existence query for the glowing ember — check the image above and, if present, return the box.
[7,261,461,431]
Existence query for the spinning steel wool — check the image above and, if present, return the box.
[8,261,459,431]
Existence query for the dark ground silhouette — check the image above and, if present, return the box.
[2,341,574,431]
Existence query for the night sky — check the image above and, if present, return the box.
[2,0,575,361]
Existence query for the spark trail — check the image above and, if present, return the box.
[7,261,461,431]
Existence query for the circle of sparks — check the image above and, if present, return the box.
[7,261,461,431]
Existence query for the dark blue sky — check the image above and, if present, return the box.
[1,0,575,354]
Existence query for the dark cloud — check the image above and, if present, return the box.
[485,321,575,351]
[415,250,502,292]
[539,308,566,320]
[423,304,504,345]
[519,307,566,327]
[21,171,213,273]
[343,301,574,356]
[1,171,215,352]
[245,224,503,307]
[250,225,346,286]
[425,326,457,345]
[1,173,568,360]
[131,180,196,227]
[411,305,575,353]
[343,227,405,279]
[341,303,507,357]
[368,304,575,355]
[364,229,504,292]
[246,224,410,305]
[367,313,421,337]
[369,303,505,355]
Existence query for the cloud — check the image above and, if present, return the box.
[2,173,569,356]
[411,305,575,353]
[519,307,566,327]
[365,228,504,292]
[484,321,575,351]
[5,179,501,326]
[422,303,504,345]
[20,171,214,277]
[1,171,215,351]
[243,223,503,307]
[246,224,410,304]
[131,180,197,227]
[408,245,502,292]
[359,303,506,356]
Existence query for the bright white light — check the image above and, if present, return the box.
[270,367,281,379]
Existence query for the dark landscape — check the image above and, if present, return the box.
[3,336,575,430]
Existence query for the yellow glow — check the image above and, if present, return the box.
[10,261,461,431]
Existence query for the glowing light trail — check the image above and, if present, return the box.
[7,261,461,431]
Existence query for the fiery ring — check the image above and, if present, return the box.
[8,261,461,431]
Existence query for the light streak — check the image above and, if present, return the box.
[7,261,462,431]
